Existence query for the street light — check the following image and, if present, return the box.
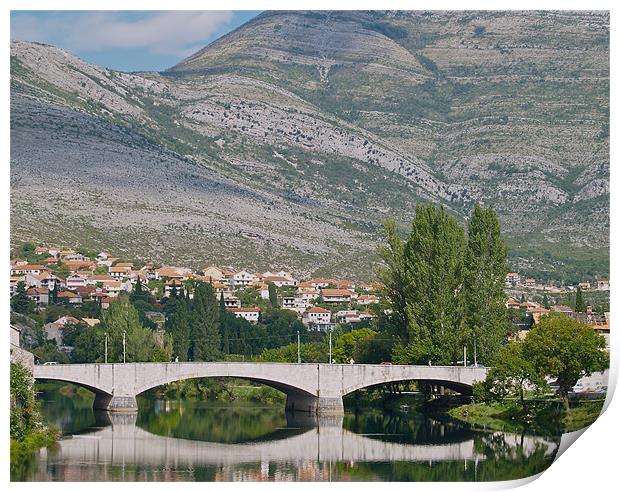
[329,328,333,364]
[473,332,478,367]
[123,330,126,363]
[104,332,108,364]
[297,330,301,364]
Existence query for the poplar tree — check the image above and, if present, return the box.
[377,219,408,343]
[463,203,509,365]
[191,282,221,361]
[397,204,466,365]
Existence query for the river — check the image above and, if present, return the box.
[13,386,564,482]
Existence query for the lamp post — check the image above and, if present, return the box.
[473,332,478,367]
[463,345,467,368]
[329,329,333,364]
[123,330,126,364]
[297,330,301,364]
[104,332,108,364]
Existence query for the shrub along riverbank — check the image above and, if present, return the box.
[10,363,58,481]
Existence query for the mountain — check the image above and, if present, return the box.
[10,11,609,281]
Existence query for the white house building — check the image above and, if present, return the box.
[226,307,261,323]
[231,271,256,287]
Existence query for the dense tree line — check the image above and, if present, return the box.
[379,203,509,366]
[164,282,308,361]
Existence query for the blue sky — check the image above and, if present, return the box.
[10,11,261,72]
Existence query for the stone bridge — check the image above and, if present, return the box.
[33,362,488,414]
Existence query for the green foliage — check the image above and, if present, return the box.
[381,203,515,366]
[400,204,467,365]
[574,286,586,313]
[99,294,158,362]
[463,204,509,365]
[523,313,608,406]
[11,282,35,315]
[168,296,191,361]
[478,313,608,409]
[191,283,221,361]
[268,282,278,308]
[333,328,378,363]
[71,324,104,363]
[474,341,544,407]
[259,341,328,363]
[31,340,69,364]
[377,219,408,341]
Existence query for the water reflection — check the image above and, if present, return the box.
[23,391,562,482]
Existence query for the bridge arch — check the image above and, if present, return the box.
[339,365,486,397]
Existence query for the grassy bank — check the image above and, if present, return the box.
[448,398,605,434]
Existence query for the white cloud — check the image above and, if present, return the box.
[11,11,235,57]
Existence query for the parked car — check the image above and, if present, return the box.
[380,362,393,365]
[43,361,58,365]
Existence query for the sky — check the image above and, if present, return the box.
[10,11,261,72]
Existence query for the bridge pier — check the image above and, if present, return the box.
[285,393,344,415]
[94,393,138,413]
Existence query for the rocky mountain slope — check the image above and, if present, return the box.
[10,11,609,281]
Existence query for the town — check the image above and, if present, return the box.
[9,242,610,360]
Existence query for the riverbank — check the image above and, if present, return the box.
[448,398,605,433]
[10,363,59,481]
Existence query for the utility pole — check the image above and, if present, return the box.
[329,329,333,364]
[123,331,126,364]
[297,330,301,364]
[104,332,108,364]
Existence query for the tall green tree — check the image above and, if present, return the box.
[170,297,191,361]
[395,204,467,365]
[130,278,149,303]
[99,294,156,362]
[191,282,221,361]
[574,287,586,313]
[11,282,35,315]
[463,204,509,365]
[49,282,58,305]
[72,324,104,363]
[377,219,408,342]
[268,282,278,308]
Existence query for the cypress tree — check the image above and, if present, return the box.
[463,203,509,365]
[171,297,191,361]
[191,283,221,361]
[575,287,586,313]
[268,282,278,308]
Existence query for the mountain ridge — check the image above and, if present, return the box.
[10,10,609,282]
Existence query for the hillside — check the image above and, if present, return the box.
[10,11,609,281]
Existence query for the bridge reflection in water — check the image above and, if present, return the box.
[37,411,559,472]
